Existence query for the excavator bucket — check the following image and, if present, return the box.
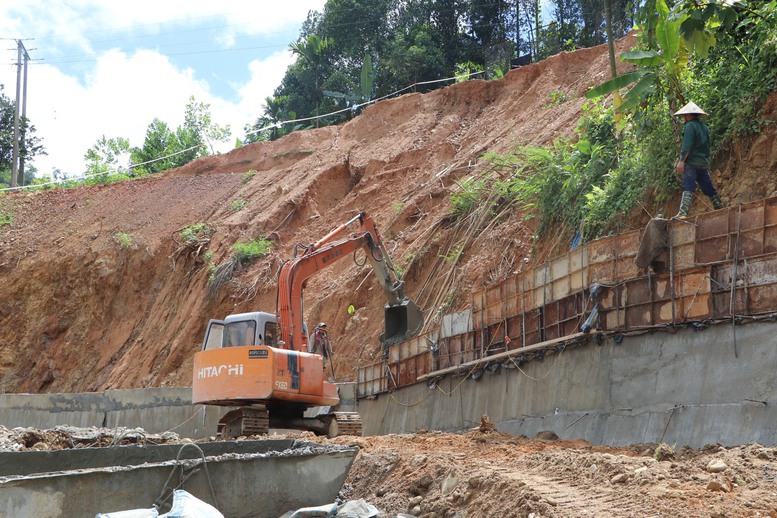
[382,299,424,347]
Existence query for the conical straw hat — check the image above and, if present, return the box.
[674,101,708,116]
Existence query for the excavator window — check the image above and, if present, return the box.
[264,322,277,346]
[202,320,224,351]
[224,321,256,347]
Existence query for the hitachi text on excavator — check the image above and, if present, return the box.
[192,211,424,438]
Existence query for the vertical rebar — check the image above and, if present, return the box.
[730,202,742,358]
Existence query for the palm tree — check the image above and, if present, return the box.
[290,35,333,127]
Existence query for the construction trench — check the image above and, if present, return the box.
[2,196,777,516]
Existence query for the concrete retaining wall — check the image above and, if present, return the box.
[357,320,777,447]
[0,388,221,439]
[3,320,775,448]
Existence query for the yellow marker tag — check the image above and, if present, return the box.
[347,304,355,315]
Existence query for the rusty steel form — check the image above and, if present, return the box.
[357,196,777,398]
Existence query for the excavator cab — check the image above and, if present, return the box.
[201,312,288,350]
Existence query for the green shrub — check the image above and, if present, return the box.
[450,177,491,218]
[0,202,11,228]
[230,199,247,212]
[179,223,213,244]
[232,237,272,262]
[545,90,569,107]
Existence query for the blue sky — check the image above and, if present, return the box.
[0,1,326,176]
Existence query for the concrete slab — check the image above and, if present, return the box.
[0,439,357,518]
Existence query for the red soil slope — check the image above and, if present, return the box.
[0,34,774,393]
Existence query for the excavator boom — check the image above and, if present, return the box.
[277,211,423,352]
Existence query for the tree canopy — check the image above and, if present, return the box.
[246,0,636,141]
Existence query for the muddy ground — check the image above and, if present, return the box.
[2,425,776,517]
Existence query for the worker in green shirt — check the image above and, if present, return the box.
[674,102,724,218]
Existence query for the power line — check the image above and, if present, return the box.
[24,0,525,67]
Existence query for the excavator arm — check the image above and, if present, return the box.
[277,211,423,352]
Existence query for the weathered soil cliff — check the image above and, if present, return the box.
[0,33,775,394]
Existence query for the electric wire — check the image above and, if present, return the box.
[0,68,485,193]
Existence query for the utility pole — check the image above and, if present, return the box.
[516,0,521,58]
[11,39,31,188]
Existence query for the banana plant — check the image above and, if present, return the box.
[323,54,376,116]
[585,0,716,115]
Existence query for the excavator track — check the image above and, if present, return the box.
[216,407,269,439]
[326,412,363,438]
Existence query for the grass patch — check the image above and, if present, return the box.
[243,169,257,183]
[230,199,247,212]
[271,149,314,159]
[544,89,569,107]
[114,231,133,249]
[179,223,213,245]
[208,237,273,297]
[0,202,12,228]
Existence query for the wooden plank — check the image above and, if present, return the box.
[417,332,588,381]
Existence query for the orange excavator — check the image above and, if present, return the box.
[192,211,423,438]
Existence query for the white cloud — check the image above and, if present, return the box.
[1,1,326,57]
[0,1,324,177]
[0,47,296,175]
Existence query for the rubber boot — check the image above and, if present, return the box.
[709,194,724,210]
[675,191,693,219]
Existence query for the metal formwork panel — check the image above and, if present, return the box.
[357,362,388,398]
[569,245,588,292]
[765,198,777,253]
[485,321,508,356]
[532,263,552,308]
[543,293,584,340]
[395,353,429,387]
[710,253,777,317]
[484,282,505,324]
[670,220,697,270]
[550,253,573,301]
[676,268,712,320]
[504,274,522,317]
[438,333,473,370]
[502,309,543,347]
[695,210,731,264]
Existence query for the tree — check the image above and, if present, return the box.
[84,136,131,179]
[290,35,334,126]
[324,54,376,116]
[181,96,231,154]
[585,0,705,114]
[245,95,297,143]
[130,97,231,175]
[0,85,45,186]
[131,118,177,174]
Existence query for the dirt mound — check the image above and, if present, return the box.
[0,425,181,451]
[0,36,632,393]
[6,424,774,517]
[329,430,777,517]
